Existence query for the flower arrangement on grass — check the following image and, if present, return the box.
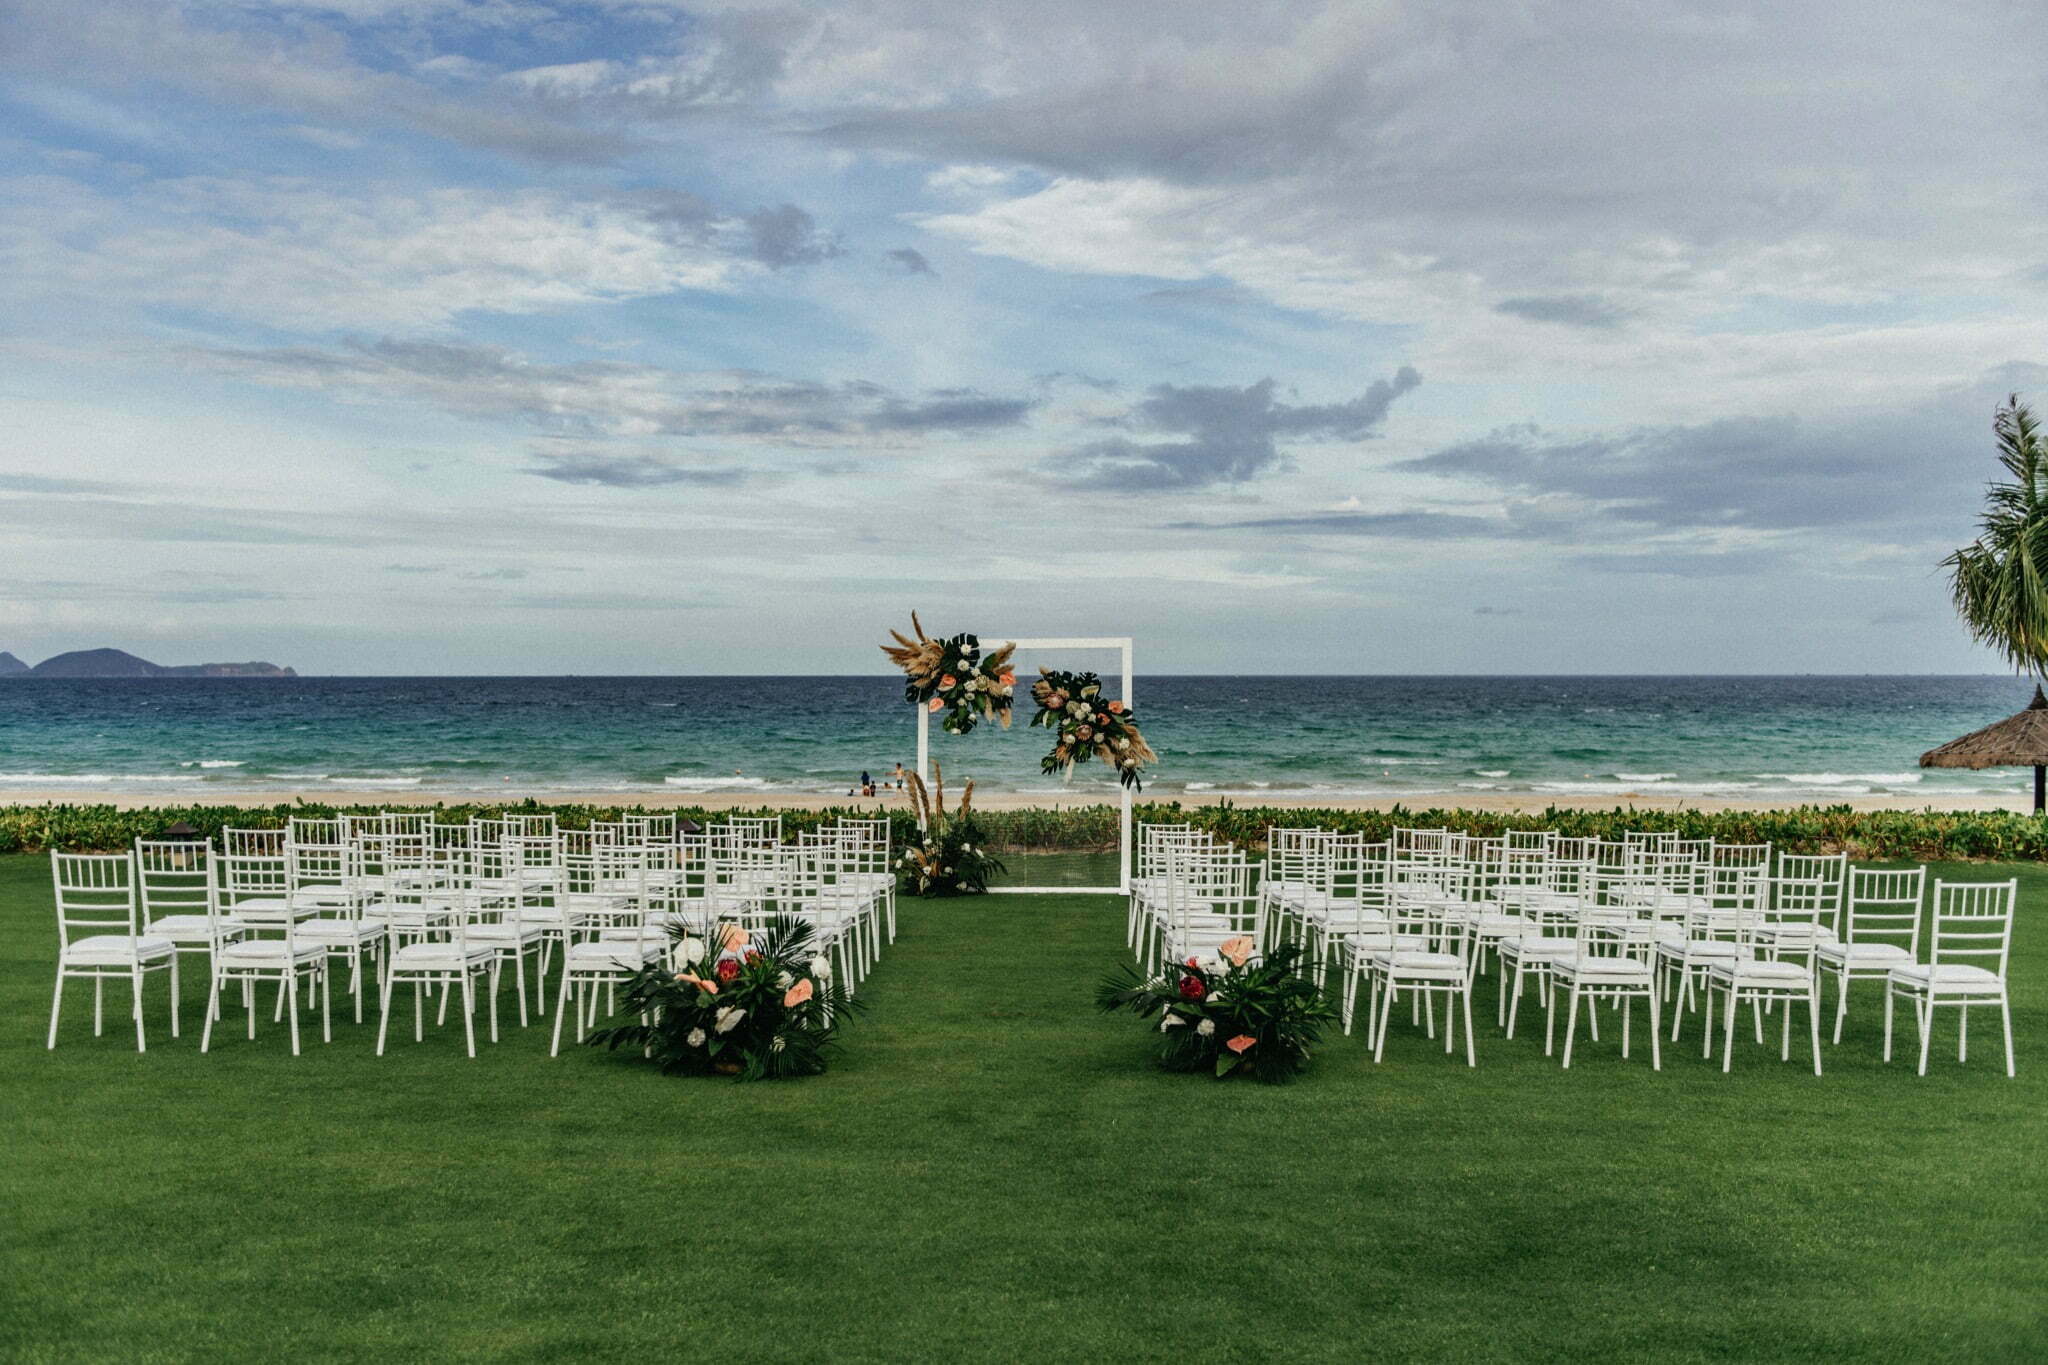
[584,916,856,1079]
[1029,668,1157,790]
[881,612,1017,735]
[1096,937,1336,1083]
[898,761,1006,896]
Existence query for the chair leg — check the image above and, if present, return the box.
[549,965,572,1057]
[132,970,147,1053]
[512,948,528,1028]
[2001,998,2015,1078]
[1808,986,1822,1076]
[321,964,332,1045]
[1721,987,1738,1073]
[169,956,180,1040]
[488,964,501,1044]
[1883,983,1895,1062]
[1916,995,1932,1076]
[1373,977,1394,1063]
[285,970,301,1057]
[202,971,220,1052]
[1461,987,1476,1068]
[1832,969,1849,1045]
[94,976,104,1037]
[1621,993,1632,1059]
[1702,982,1715,1059]
[1781,989,1793,1061]
[47,972,64,1050]
[460,973,476,1058]
[1959,1002,1968,1063]
[1647,987,1662,1071]
[1561,982,1580,1069]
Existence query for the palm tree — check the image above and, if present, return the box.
[1942,395,2048,810]
[1945,395,2048,673]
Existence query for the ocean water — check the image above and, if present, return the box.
[0,675,2036,804]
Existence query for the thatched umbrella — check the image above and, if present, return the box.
[1920,684,2048,812]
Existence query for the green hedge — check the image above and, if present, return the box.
[6,798,2048,862]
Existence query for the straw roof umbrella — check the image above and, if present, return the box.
[1920,685,2048,812]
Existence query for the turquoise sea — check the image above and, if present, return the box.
[0,675,2036,804]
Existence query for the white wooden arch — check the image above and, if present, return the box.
[915,636,1134,895]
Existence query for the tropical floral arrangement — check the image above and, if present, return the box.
[898,762,1006,896]
[881,612,1018,735]
[584,916,855,1079]
[1096,938,1335,1083]
[1029,668,1157,790]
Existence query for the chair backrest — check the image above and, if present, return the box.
[1845,866,1925,953]
[289,840,357,920]
[51,851,138,949]
[1392,826,1450,863]
[1503,829,1555,853]
[288,816,345,847]
[135,838,215,932]
[1778,853,1847,929]
[1713,842,1773,872]
[218,852,301,952]
[1927,879,2016,979]
[222,825,285,857]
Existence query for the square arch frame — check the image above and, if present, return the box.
[916,636,1133,895]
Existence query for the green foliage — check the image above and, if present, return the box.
[898,816,1007,897]
[1097,940,1337,1083]
[584,916,855,1080]
[15,797,2048,862]
[1945,395,2048,674]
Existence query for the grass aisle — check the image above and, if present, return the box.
[3,853,2044,1361]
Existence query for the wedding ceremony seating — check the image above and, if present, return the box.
[49,810,894,1061]
[1127,820,2020,1077]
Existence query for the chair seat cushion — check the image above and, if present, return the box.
[466,922,544,944]
[1888,963,2004,992]
[566,942,659,971]
[217,939,325,966]
[1817,941,1912,966]
[1370,950,1465,975]
[64,934,176,964]
[390,942,495,969]
[1554,953,1654,980]
[1710,958,1812,983]
[298,917,386,945]
[145,913,245,939]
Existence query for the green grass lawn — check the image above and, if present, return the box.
[4,853,2044,1362]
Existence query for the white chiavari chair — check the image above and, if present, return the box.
[49,851,176,1051]
[378,850,500,1058]
[1818,866,1924,1045]
[1886,879,2016,1077]
[205,852,329,1055]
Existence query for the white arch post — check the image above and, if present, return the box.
[916,636,1134,895]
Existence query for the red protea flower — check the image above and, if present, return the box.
[1178,975,1206,1001]
[744,950,764,967]
[715,958,742,982]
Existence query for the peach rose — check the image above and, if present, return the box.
[1107,700,1124,714]
[940,674,957,689]
[1225,1035,1257,1055]
[783,978,814,1008]
[928,697,944,713]
[999,672,1015,686]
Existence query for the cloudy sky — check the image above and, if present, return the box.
[2,0,2043,675]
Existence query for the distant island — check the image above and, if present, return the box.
[0,648,296,678]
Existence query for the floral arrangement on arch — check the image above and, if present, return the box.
[584,917,857,1079]
[1030,669,1157,790]
[881,612,1017,735]
[898,762,1006,896]
[1096,938,1335,1083]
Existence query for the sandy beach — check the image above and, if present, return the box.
[3,787,2036,815]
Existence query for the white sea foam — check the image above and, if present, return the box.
[0,772,202,784]
[1613,771,1678,782]
[1756,772,1922,786]
[180,759,246,769]
[663,776,773,791]
[267,771,332,780]
[1185,782,1217,790]
[1362,755,1444,765]
[1475,769,1510,778]
[328,776,423,787]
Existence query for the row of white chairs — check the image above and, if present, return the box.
[46,814,896,1057]
[1129,823,2018,1077]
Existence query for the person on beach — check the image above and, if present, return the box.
[891,762,907,789]
[861,770,876,797]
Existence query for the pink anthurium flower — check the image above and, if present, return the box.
[783,978,815,1008]
[1225,1035,1257,1055]
[1218,935,1254,967]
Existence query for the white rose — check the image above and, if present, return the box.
[679,938,705,960]
[1196,1019,1216,1037]
[809,954,833,978]
[715,1006,746,1034]
[776,972,793,989]
[686,1028,707,1048]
